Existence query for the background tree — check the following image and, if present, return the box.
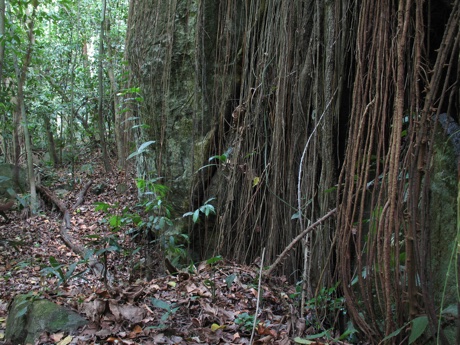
[0,0,128,204]
[14,0,38,212]
[97,0,111,173]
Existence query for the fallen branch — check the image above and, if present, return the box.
[72,180,93,209]
[263,208,337,277]
[37,183,113,286]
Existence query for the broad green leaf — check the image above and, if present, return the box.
[0,176,11,183]
[94,248,108,256]
[291,211,300,220]
[49,256,60,268]
[409,316,428,344]
[293,338,316,344]
[105,245,121,253]
[441,304,458,317]
[151,298,171,312]
[209,154,227,163]
[206,204,215,215]
[94,202,112,212]
[159,217,165,229]
[324,185,337,193]
[137,140,156,152]
[204,197,216,204]
[109,215,121,228]
[127,141,156,160]
[225,273,236,288]
[192,209,200,223]
[66,262,78,277]
[381,323,406,342]
[206,255,223,265]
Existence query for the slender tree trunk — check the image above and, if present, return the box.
[15,5,37,213]
[97,0,111,173]
[43,115,59,167]
[0,0,7,161]
[21,98,37,213]
[107,46,124,170]
[0,0,5,82]
[457,161,460,345]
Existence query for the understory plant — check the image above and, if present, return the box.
[91,177,190,279]
[41,256,89,287]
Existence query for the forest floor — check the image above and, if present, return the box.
[0,153,350,345]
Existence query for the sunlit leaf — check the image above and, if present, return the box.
[127,140,156,160]
[206,255,223,265]
[291,211,300,220]
[211,323,225,332]
[192,209,200,223]
[94,202,112,212]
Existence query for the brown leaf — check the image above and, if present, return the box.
[49,332,64,342]
[109,300,145,323]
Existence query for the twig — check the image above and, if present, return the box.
[263,208,336,277]
[250,247,265,344]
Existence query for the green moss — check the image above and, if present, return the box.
[430,131,458,308]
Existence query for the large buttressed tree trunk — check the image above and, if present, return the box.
[205,0,349,292]
[127,0,460,341]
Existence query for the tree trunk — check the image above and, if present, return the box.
[97,0,111,173]
[107,41,124,170]
[127,0,460,342]
[0,0,5,82]
[43,114,59,167]
[14,5,37,214]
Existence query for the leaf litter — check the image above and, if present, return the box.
[0,154,349,344]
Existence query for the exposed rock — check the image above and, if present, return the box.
[54,188,70,198]
[437,113,460,161]
[91,183,107,195]
[0,164,27,198]
[5,294,88,345]
[116,183,128,195]
[430,116,459,344]
[126,1,221,217]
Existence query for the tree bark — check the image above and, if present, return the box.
[14,5,37,214]
[107,44,124,170]
[42,114,59,167]
[0,0,4,83]
[97,0,111,173]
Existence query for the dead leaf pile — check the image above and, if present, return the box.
[0,153,349,344]
[72,260,299,344]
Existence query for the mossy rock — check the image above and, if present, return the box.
[0,164,27,198]
[5,294,88,345]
